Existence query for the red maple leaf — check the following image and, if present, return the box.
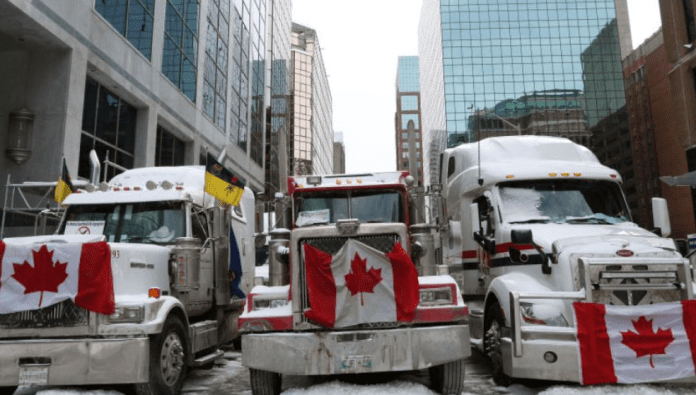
[620,315,674,368]
[344,252,382,306]
[12,245,69,308]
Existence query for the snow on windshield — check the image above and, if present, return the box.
[498,180,629,224]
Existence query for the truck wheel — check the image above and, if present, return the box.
[249,368,281,395]
[429,358,465,395]
[135,316,189,395]
[0,386,17,395]
[484,302,513,386]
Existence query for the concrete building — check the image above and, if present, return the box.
[290,22,333,176]
[418,0,632,185]
[657,0,696,237]
[333,131,345,174]
[395,56,424,185]
[0,0,274,236]
[622,30,665,232]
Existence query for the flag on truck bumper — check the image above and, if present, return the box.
[573,300,696,385]
[303,239,419,328]
[0,240,115,315]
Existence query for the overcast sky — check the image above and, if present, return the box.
[291,0,663,175]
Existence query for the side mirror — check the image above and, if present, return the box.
[511,229,533,244]
[469,202,480,236]
[652,197,671,238]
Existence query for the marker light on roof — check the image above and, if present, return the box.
[548,173,557,177]
[574,173,582,177]
[347,178,353,184]
[113,187,120,191]
[336,179,342,185]
[134,186,141,191]
[561,173,570,177]
[124,187,131,191]
[506,175,514,179]
[176,185,183,190]
[357,178,363,184]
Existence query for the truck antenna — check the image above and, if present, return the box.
[477,108,483,186]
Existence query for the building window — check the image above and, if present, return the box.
[155,125,186,166]
[95,0,155,59]
[203,0,229,129]
[80,77,137,180]
[162,0,199,102]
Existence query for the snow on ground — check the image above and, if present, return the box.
[12,352,696,395]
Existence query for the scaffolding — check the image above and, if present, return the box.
[0,175,84,238]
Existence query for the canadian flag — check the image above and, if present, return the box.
[0,240,115,315]
[303,239,419,328]
[574,300,696,385]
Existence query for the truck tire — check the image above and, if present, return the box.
[484,302,513,386]
[0,386,17,395]
[428,358,465,395]
[135,316,189,395]
[249,368,281,395]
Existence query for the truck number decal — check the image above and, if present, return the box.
[130,262,155,269]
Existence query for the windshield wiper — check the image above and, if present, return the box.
[565,216,612,224]
[509,218,550,224]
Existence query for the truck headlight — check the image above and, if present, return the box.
[108,305,144,323]
[520,302,568,327]
[253,296,289,311]
[419,286,453,306]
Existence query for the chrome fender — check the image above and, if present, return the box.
[97,296,188,336]
[484,273,557,328]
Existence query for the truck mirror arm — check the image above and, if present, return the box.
[473,231,496,255]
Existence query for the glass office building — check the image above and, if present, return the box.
[291,23,333,176]
[419,0,632,184]
[395,56,424,185]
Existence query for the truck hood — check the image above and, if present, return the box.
[1,235,171,299]
[511,222,677,255]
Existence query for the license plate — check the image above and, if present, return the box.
[341,355,372,371]
[19,367,49,385]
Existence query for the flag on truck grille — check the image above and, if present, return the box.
[204,153,245,206]
[0,240,115,315]
[303,239,419,328]
[573,300,696,385]
[54,157,74,204]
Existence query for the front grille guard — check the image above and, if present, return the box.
[509,256,693,358]
[297,234,400,329]
[0,299,89,329]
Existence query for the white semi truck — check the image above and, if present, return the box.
[239,172,471,395]
[0,165,256,395]
[438,135,695,384]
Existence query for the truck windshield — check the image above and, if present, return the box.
[295,189,403,227]
[498,180,630,224]
[59,201,186,244]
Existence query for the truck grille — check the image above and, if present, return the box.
[298,234,400,327]
[0,299,89,329]
[577,258,688,306]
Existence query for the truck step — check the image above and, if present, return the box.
[192,349,224,367]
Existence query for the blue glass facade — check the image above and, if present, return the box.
[419,0,630,183]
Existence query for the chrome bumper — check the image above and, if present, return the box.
[242,324,470,375]
[0,337,149,386]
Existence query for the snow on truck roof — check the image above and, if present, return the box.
[446,136,621,185]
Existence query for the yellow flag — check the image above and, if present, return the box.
[54,158,74,204]
[204,153,245,206]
